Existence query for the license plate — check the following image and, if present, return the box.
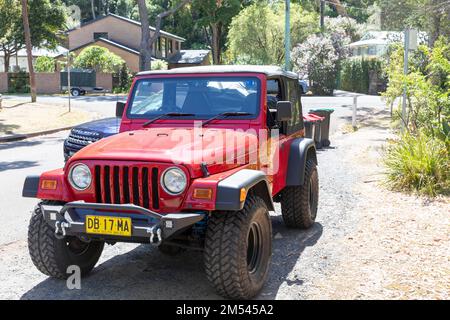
[86,215,132,237]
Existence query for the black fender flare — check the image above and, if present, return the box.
[215,169,274,211]
[286,138,317,186]
[23,175,40,198]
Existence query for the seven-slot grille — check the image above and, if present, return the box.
[94,165,159,210]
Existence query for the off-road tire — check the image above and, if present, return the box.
[158,244,185,256]
[281,159,319,229]
[204,195,272,299]
[28,201,104,279]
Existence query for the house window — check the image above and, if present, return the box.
[94,32,108,40]
[168,40,173,54]
[175,41,179,51]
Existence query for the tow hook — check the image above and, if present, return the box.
[54,221,70,239]
[148,227,162,246]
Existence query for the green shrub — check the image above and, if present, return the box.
[384,132,449,196]
[7,71,29,93]
[383,38,449,136]
[34,56,56,72]
[340,57,385,94]
[151,59,168,70]
[73,46,125,73]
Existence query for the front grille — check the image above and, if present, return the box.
[67,131,101,147]
[94,165,159,210]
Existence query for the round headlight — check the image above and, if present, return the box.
[69,164,92,190]
[161,167,187,195]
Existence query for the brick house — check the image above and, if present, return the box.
[63,13,210,72]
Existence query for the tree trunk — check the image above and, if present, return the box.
[4,53,10,73]
[21,0,36,102]
[210,23,221,65]
[137,0,192,71]
[428,0,441,47]
[91,0,96,19]
[137,0,152,71]
[328,0,347,16]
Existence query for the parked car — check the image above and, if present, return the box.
[64,117,120,161]
[23,65,319,299]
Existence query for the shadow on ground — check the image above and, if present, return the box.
[0,119,20,136]
[0,161,39,172]
[0,140,43,151]
[21,216,323,300]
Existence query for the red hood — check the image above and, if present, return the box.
[70,127,260,177]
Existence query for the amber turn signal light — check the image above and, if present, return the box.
[41,180,57,190]
[193,188,213,200]
[240,188,247,202]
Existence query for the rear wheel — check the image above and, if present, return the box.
[204,195,272,299]
[28,201,104,279]
[281,159,319,229]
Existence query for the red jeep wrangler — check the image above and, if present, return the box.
[23,65,318,299]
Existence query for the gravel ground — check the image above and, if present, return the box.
[0,105,447,300]
[307,111,450,300]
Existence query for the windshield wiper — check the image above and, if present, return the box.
[201,112,252,127]
[142,112,195,127]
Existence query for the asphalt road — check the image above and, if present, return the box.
[3,94,127,118]
[0,92,386,299]
[3,91,384,121]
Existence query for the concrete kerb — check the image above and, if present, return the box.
[0,126,74,143]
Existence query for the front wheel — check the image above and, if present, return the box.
[28,202,104,279]
[281,159,319,229]
[204,195,272,299]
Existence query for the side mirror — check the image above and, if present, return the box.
[116,101,126,118]
[276,101,292,122]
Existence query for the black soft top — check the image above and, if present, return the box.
[137,65,299,79]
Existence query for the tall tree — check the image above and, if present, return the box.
[136,0,192,71]
[21,0,36,102]
[227,2,319,65]
[193,0,243,64]
[0,0,22,72]
[375,0,449,46]
[0,0,66,72]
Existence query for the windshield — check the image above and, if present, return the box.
[127,76,261,119]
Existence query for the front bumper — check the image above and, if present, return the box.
[40,201,205,245]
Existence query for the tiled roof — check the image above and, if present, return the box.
[67,13,185,42]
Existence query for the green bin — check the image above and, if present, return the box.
[309,108,335,147]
